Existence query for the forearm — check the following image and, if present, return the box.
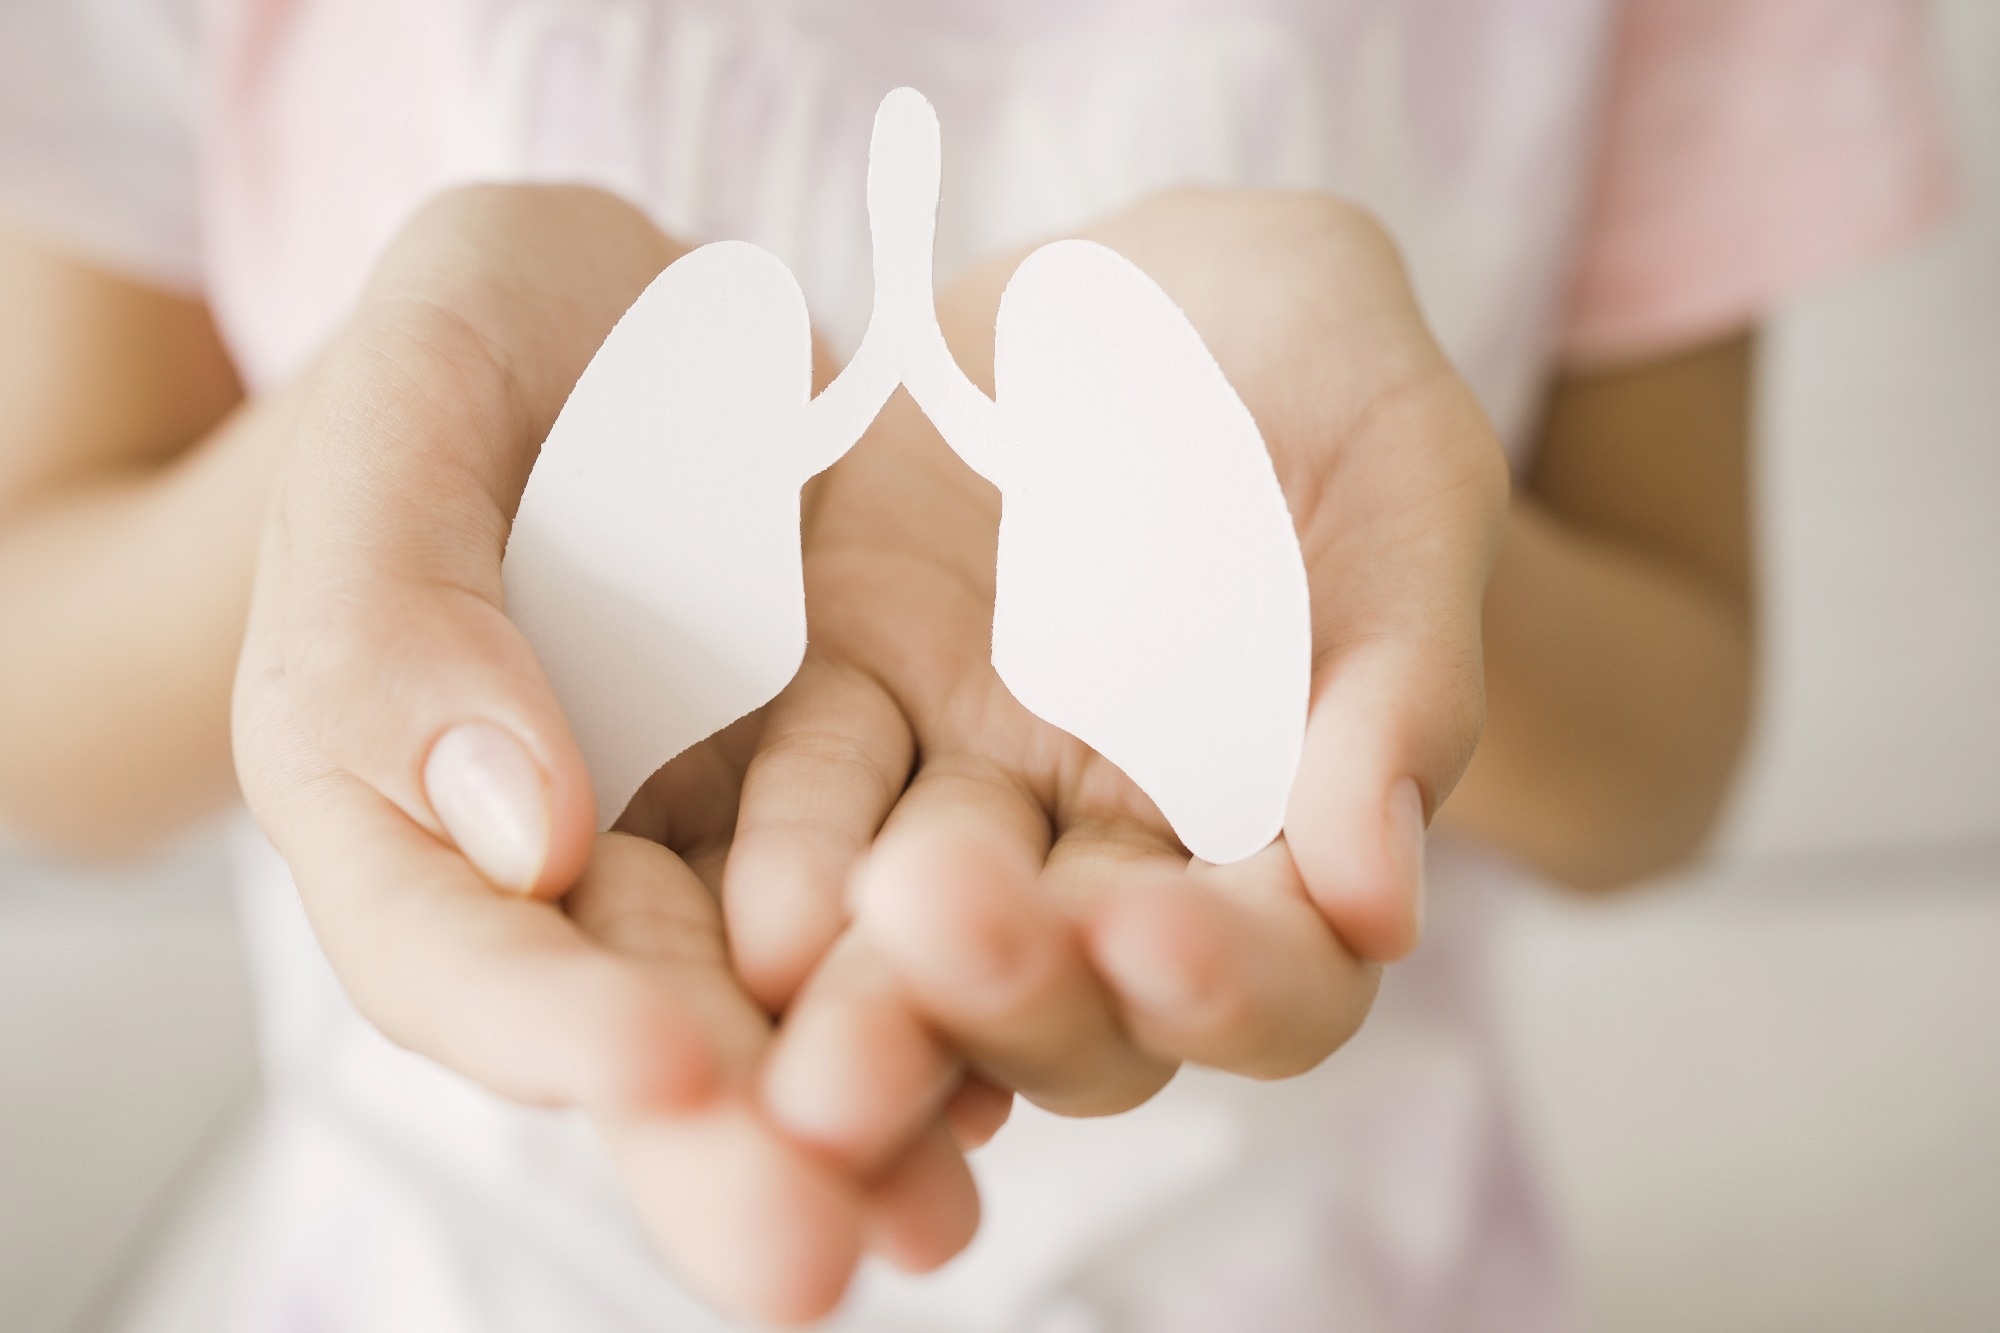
[1436,491,1754,889]
[0,394,288,854]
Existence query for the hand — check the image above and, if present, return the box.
[731,188,1508,1169]
[231,185,985,1324]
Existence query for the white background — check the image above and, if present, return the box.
[2,4,1996,1329]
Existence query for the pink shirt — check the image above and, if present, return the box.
[0,2,1955,1330]
[188,0,1952,454]
[1566,0,1954,365]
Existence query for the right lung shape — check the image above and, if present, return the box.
[988,241,1311,866]
[504,242,816,827]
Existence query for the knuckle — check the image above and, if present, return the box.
[344,292,529,461]
[589,901,721,963]
[295,330,524,566]
[281,576,457,770]
[758,728,903,806]
[282,581,380,716]
[573,893,724,970]
[569,837,726,965]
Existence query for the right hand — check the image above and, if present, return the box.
[231,185,983,1325]
[735,189,1504,1173]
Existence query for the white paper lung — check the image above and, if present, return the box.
[503,87,1310,861]
[504,243,820,827]
[989,241,1310,863]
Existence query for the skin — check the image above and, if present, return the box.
[1445,334,1756,887]
[744,191,1505,1168]
[741,192,1754,1172]
[0,227,250,851]
[0,182,1752,1323]
[227,188,989,1325]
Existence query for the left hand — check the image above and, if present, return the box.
[723,188,1510,1171]
[231,184,989,1324]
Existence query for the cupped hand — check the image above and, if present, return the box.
[734,188,1509,1171]
[232,184,983,1324]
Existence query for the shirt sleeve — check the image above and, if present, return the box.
[1561,0,1958,367]
[0,0,204,292]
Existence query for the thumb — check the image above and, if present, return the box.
[1282,374,1506,962]
[277,312,590,896]
[1284,636,1483,961]
[275,187,680,896]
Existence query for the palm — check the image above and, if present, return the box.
[234,182,1015,1327]
[812,390,1154,859]
[731,190,1506,1169]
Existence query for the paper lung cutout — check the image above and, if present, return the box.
[991,243,1311,863]
[502,243,818,826]
[504,88,1310,863]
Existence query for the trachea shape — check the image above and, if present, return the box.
[503,88,1309,863]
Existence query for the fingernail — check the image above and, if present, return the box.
[1389,778,1427,937]
[425,722,551,894]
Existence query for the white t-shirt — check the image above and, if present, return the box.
[0,1,1953,1329]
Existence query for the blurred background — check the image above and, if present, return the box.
[4,4,1996,1331]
